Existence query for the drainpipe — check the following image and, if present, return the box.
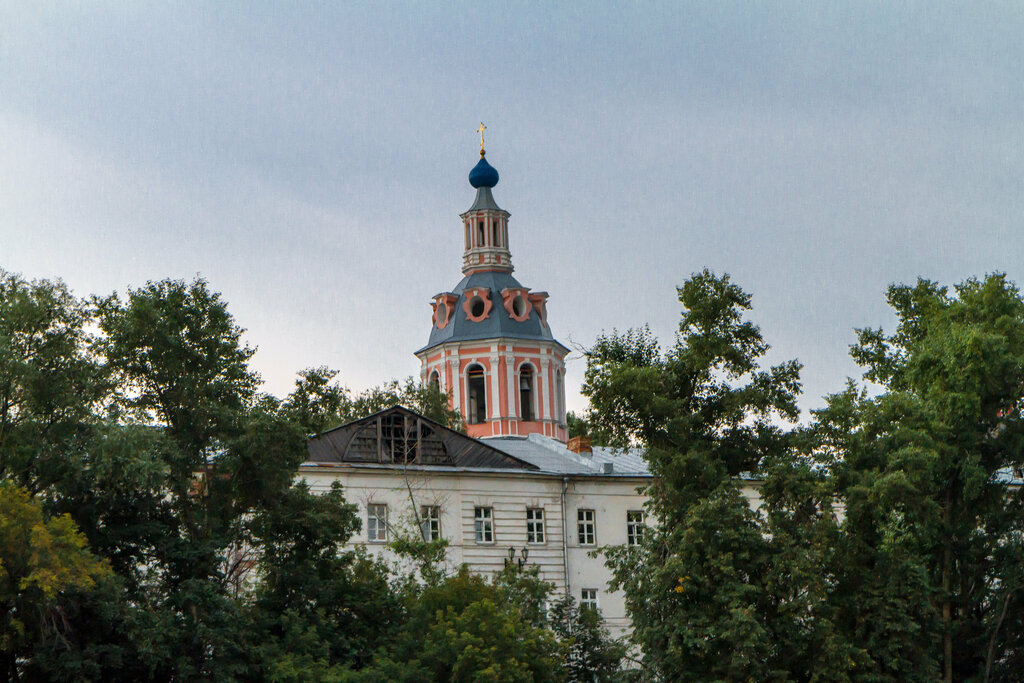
[561,476,570,596]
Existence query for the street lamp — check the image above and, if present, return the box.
[504,545,529,569]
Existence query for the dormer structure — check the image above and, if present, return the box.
[416,142,568,441]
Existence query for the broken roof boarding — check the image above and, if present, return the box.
[306,406,538,471]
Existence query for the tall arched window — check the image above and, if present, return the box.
[519,365,535,422]
[477,221,485,247]
[492,220,500,246]
[467,365,487,425]
[428,370,440,393]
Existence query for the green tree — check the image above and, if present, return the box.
[350,377,464,431]
[817,274,1024,682]
[93,278,275,679]
[0,482,110,680]
[0,271,149,681]
[89,278,416,680]
[279,366,354,437]
[589,272,820,680]
[281,369,464,436]
[248,481,402,679]
[565,410,610,446]
[0,272,476,679]
[357,566,565,682]
[0,270,105,491]
[548,593,626,682]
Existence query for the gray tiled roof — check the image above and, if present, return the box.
[418,270,569,354]
[483,434,652,477]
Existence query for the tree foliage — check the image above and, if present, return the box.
[0,268,618,680]
[548,593,626,682]
[815,274,1024,682]
[0,272,410,679]
[591,271,1024,682]
[281,368,464,437]
[12,262,1024,681]
[0,482,110,679]
[591,271,806,680]
[0,271,105,492]
[355,565,565,682]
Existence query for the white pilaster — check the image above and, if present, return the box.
[448,357,461,414]
[489,352,501,420]
[539,358,550,421]
[505,348,517,419]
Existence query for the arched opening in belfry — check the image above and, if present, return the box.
[492,220,500,246]
[519,365,535,422]
[477,221,485,246]
[428,370,440,393]
[467,365,487,425]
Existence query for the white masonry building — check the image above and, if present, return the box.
[302,406,655,637]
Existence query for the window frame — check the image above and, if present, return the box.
[519,364,535,422]
[580,588,599,611]
[474,506,494,544]
[627,509,646,546]
[367,503,388,543]
[526,507,545,544]
[577,508,596,546]
[421,505,441,541]
[466,364,487,424]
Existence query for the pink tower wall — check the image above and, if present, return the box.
[419,341,568,443]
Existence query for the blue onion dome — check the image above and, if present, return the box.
[469,155,499,188]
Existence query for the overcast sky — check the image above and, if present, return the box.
[2,2,1022,420]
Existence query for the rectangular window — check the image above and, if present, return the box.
[421,505,441,541]
[367,503,388,542]
[526,507,545,544]
[474,506,494,543]
[627,510,646,546]
[580,588,598,611]
[578,509,596,546]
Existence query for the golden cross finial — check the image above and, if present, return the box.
[477,122,486,156]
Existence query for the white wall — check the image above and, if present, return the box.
[301,465,648,636]
[300,464,762,640]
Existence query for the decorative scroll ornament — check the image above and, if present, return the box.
[528,292,549,327]
[501,287,533,322]
[462,287,493,322]
[432,293,459,329]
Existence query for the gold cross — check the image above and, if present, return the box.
[477,122,486,155]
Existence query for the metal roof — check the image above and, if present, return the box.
[464,186,503,212]
[483,433,652,477]
[417,270,569,355]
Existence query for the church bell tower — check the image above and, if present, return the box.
[415,129,569,441]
